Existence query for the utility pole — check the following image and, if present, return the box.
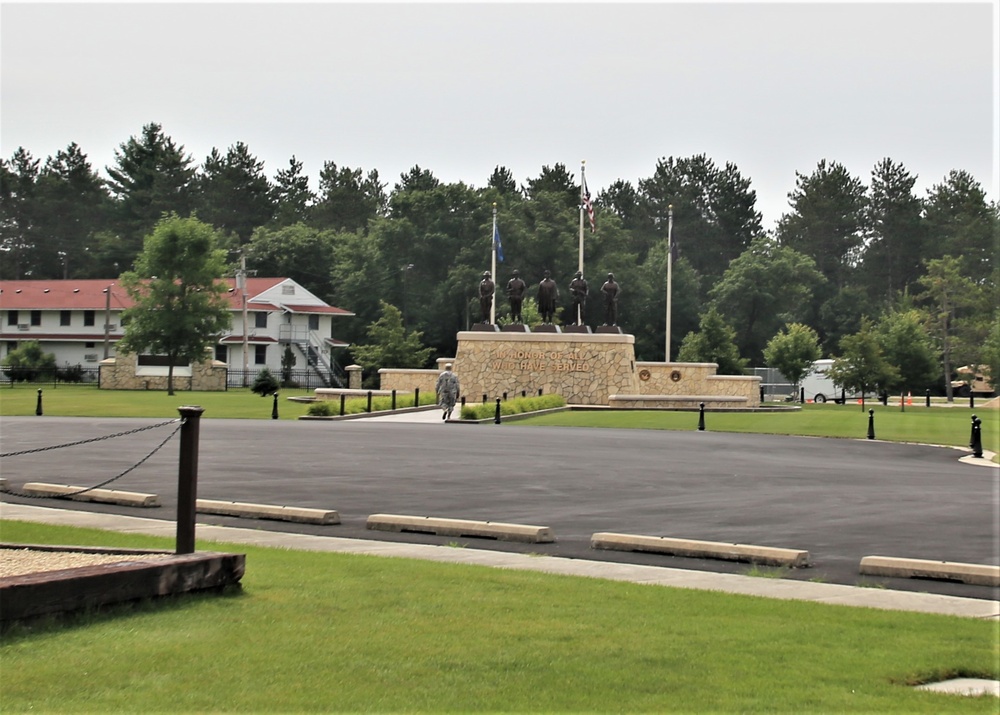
[237,254,249,386]
[665,205,674,362]
[102,284,113,359]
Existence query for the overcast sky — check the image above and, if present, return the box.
[2,1,997,231]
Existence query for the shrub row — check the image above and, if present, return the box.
[458,394,566,420]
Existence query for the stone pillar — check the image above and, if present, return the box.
[346,364,363,390]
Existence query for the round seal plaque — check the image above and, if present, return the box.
[638,369,651,381]
[670,369,682,382]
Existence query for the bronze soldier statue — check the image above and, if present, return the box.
[506,270,527,323]
[601,273,620,326]
[537,270,558,324]
[478,271,495,323]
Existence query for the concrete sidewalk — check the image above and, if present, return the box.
[3,503,997,620]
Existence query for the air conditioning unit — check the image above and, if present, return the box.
[104,324,117,331]
[84,354,99,362]
[17,324,29,331]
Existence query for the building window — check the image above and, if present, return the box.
[255,312,267,329]
[308,314,320,331]
[30,310,41,326]
[6,341,16,354]
[60,310,71,326]
[282,284,295,295]
[254,345,267,365]
[85,342,95,348]
[215,344,228,363]
[7,310,17,326]
[83,310,95,326]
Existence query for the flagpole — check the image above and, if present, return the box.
[491,203,498,324]
[665,204,674,362]
[578,161,586,276]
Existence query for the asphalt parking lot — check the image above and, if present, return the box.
[1,415,997,600]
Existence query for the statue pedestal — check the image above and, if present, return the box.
[562,324,593,334]
[470,323,499,332]
[531,324,561,333]
[501,324,531,333]
[453,330,636,406]
[596,325,623,334]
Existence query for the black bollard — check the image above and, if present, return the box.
[698,402,705,431]
[414,387,420,407]
[502,391,507,401]
[522,390,526,398]
[969,392,975,409]
[339,393,346,416]
[538,388,543,396]
[900,392,905,413]
[176,405,205,555]
[800,387,805,404]
[760,385,764,403]
[867,408,875,440]
[969,415,983,458]
[482,393,487,404]
[494,398,502,424]
[366,390,372,413]
[272,392,279,419]
[925,389,931,408]
[461,396,466,409]
[35,388,42,416]
[391,389,397,411]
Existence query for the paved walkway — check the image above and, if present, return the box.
[3,502,997,620]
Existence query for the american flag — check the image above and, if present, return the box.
[582,175,595,233]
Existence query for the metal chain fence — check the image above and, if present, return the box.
[0,419,182,499]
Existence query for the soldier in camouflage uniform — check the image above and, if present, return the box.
[436,363,460,420]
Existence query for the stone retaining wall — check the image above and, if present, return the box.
[634,361,760,406]
[99,353,227,391]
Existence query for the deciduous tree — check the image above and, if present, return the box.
[763,323,822,395]
[876,309,938,394]
[916,256,981,401]
[676,306,748,375]
[349,301,434,376]
[828,318,899,407]
[117,215,232,395]
[709,237,824,364]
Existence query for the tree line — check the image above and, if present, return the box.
[2,122,997,395]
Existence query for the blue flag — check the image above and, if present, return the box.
[493,224,504,263]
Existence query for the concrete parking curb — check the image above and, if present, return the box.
[367,513,554,543]
[196,499,340,525]
[19,482,159,508]
[592,532,811,567]
[860,556,1000,587]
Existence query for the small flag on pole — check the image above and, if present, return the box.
[582,174,595,233]
[493,223,504,263]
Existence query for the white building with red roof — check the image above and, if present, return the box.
[0,277,354,385]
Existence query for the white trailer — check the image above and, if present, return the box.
[799,359,863,404]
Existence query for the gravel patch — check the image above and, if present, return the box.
[0,548,172,578]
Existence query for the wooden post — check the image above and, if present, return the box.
[176,406,205,555]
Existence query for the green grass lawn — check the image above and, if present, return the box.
[0,383,403,421]
[1,520,997,713]
[521,402,999,451]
